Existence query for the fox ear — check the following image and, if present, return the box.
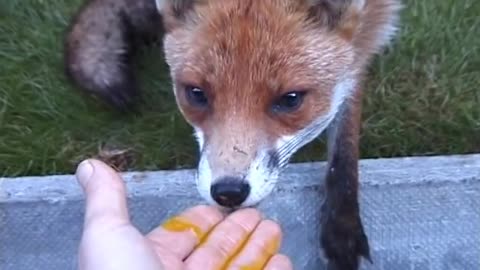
[307,0,365,38]
[155,0,195,31]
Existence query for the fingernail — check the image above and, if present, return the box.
[76,160,94,187]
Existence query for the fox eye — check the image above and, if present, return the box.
[272,91,306,113]
[185,85,208,108]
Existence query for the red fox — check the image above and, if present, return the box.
[64,0,401,269]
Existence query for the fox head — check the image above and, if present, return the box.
[155,0,400,208]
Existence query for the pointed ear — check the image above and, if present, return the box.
[307,0,366,39]
[155,0,195,31]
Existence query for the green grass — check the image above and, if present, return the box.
[1,0,479,177]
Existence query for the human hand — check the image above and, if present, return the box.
[75,159,293,270]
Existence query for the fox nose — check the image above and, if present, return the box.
[210,177,250,207]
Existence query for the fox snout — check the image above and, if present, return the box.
[197,151,281,208]
[207,145,253,207]
[210,176,250,208]
[195,130,281,208]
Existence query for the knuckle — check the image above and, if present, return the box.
[261,219,282,237]
[185,204,224,228]
[200,205,225,224]
[227,216,253,235]
[210,229,243,257]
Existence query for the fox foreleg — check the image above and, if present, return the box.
[320,87,371,270]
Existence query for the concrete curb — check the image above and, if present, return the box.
[1,154,480,269]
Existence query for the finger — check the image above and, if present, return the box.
[75,159,130,228]
[147,205,224,260]
[225,219,282,269]
[184,208,262,270]
[264,254,293,270]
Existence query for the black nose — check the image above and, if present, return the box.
[210,177,250,207]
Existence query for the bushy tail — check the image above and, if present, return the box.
[64,0,162,110]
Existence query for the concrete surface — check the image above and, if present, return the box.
[1,154,479,269]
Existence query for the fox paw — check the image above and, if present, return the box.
[320,203,371,270]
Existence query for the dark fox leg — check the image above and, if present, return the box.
[321,88,371,270]
[64,0,162,110]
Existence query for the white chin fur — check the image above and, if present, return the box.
[193,128,216,204]
[193,127,205,151]
[242,150,279,206]
[196,153,215,205]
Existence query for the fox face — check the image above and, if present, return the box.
[155,0,400,207]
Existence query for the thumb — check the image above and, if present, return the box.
[76,159,130,227]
